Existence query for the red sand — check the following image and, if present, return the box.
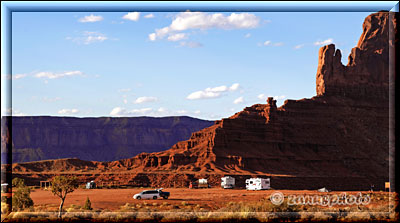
[29,188,390,211]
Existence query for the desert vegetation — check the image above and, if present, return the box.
[2,189,398,222]
[11,178,34,212]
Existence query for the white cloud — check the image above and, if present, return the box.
[179,41,203,48]
[314,38,333,46]
[78,14,104,23]
[43,97,62,102]
[148,33,157,41]
[157,107,167,113]
[257,94,267,100]
[67,31,108,45]
[11,71,86,80]
[294,44,305,49]
[58,108,79,115]
[109,107,152,116]
[233,96,244,104]
[229,83,240,91]
[167,33,187,41]
[110,107,124,116]
[176,110,188,114]
[186,83,240,100]
[110,106,202,117]
[118,88,131,92]
[134,96,158,104]
[244,33,251,38]
[83,31,108,44]
[5,108,26,116]
[34,71,83,79]
[263,41,283,47]
[13,74,28,80]
[122,12,140,21]
[144,13,155,19]
[149,12,260,41]
[258,94,286,100]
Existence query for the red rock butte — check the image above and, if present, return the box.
[9,12,396,190]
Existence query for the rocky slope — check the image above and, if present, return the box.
[9,12,396,190]
[4,116,213,162]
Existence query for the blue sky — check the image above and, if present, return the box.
[9,11,373,120]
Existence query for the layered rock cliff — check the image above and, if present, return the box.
[9,12,396,190]
[120,12,392,181]
[5,116,213,162]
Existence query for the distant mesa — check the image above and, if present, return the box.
[2,116,214,162]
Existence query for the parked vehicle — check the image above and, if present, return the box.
[221,176,235,189]
[198,179,209,188]
[133,188,170,200]
[245,178,270,190]
[157,188,170,199]
[86,180,96,189]
[189,179,210,189]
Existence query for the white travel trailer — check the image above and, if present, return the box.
[221,176,235,189]
[245,178,270,190]
[198,178,209,188]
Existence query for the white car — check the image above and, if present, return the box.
[133,190,161,200]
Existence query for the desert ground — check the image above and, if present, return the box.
[2,187,398,222]
[27,187,393,211]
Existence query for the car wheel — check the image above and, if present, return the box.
[136,196,141,200]
[163,196,169,199]
[153,196,157,200]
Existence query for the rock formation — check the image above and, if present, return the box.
[316,13,390,99]
[8,12,396,190]
[4,116,213,162]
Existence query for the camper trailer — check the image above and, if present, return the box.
[198,178,209,188]
[189,178,209,189]
[221,176,235,189]
[86,180,96,189]
[245,178,270,190]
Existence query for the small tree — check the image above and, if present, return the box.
[50,176,79,218]
[12,178,25,188]
[11,178,34,211]
[83,196,92,210]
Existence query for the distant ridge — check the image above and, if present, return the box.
[2,116,214,162]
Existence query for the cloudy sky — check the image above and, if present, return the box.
[9,11,372,120]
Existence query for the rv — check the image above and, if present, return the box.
[221,176,235,189]
[245,178,270,190]
[198,179,209,188]
[189,178,209,189]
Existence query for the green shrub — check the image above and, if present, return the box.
[12,178,25,188]
[12,178,34,211]
[1,202,10,215]
[83,197,92,210]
